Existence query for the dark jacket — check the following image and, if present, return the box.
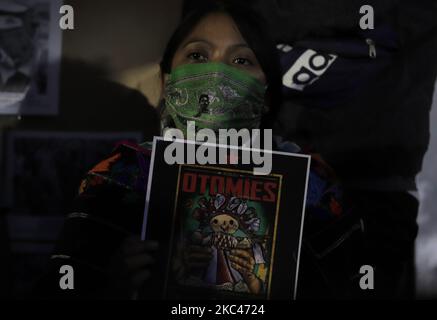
[255,0,437,191]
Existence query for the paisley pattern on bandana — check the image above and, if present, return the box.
[164,62,267,133]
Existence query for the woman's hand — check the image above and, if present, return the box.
[106,235,158,298]
[228,249,262,294]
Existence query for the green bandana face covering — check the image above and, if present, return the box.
[163,62,267,134]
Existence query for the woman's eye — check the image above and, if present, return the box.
[233,57,252,66]
[187,52,208,62]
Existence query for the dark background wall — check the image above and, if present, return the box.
[0,0,183,133]
[0,0,183,298]
[0,0,184,195]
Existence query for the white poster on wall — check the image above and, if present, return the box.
[0,0,62,115]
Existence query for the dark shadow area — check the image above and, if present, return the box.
[0,57,160,298]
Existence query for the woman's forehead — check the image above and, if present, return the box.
[181,12,248,49]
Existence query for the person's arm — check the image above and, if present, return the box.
[33,142,157,299]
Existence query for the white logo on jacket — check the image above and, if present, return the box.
[281,48,337,91]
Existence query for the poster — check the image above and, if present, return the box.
[141,137,311,299]
[0,0,63,115]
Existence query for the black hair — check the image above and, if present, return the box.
[160,0,282,128]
